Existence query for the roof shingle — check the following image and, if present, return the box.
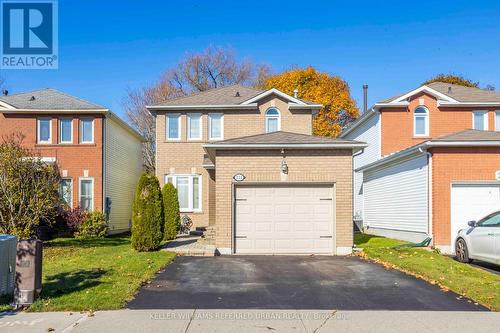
[154,85,263,106]
[210,131,363,145]
[0,88,106,110]
[433,129,500,141]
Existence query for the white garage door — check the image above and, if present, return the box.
[235,185,334,254]
[450,183,500,251]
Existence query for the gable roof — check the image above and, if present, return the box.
[357,129,500,172]
[154,85,263,107]
[205,131,365,146]
[147,84,322,111]
[0,88,106,110]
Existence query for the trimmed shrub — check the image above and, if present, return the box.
[75,211,107,238]
[162,183,180,240]
[131,173,164,251]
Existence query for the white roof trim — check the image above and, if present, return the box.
[390,85,458,103]
[147,104,258,111]
[438,101,500,107]
[0,108,108,113]
[204,143,367,149]
[241,88,307,105]
[358,139,500,172]
[0,100,15,109]
[288,102,322,109]
[373,101,410,109]
[340,108,378,137]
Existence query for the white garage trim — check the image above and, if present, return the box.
[232,182,336,255]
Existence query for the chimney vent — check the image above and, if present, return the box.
[293,89,298,98]
[448,86,452,94]
[2,89,8,96]
[362,84,368,114]
[29,96,36,101]
[235,91,240,97]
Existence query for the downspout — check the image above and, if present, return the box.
[419,147,433,244]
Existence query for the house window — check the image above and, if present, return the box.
[413,107,429,136]
[79,178,94,211]
[37,117,52,144]
[265,107,280,133]
[208,113,223,140]
[187,113,202,140]
[495,111,500,131]
[165,174,201,212]
[472,111,488,130]
[59,178,73,207]
[59,118,73,144]
[166,114,181,140]
[80,118,94,143]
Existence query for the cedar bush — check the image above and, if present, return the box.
[131,173,164,251]
[75,211,107,238]
[162,183,180,240]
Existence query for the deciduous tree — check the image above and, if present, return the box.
[265,67,359,137]
[423,74,479,88]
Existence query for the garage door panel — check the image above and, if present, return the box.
[235,185,334,254]
[450,184,500,252]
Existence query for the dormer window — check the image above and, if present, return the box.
[265,107,280,133]
[414,106,429,137]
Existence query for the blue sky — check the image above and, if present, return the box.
[2,0,500,118]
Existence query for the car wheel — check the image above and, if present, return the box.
[455,238,472,263]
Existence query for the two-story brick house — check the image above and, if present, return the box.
[149,85,366,255]
[0,88,144,234]
[341,82,500,253]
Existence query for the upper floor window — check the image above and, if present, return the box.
[472,111,488,131]
[265,107,280,133]
[59,118,73,144]
[80,118,94,143]
[208,113,223,140]
[495,111,500,131]
[413,106,429,136]
[166,114,181,140]
[187,113,202,140]
[37,117,52,144]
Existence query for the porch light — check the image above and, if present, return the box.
[281,159,288,174]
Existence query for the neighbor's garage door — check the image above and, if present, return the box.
[451,183,500,251]
[234,185,334,254]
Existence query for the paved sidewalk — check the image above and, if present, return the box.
[163,235,216,256]
[1,310,499,333]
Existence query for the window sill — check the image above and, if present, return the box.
[180,210,203,214]
[412,136,430,139]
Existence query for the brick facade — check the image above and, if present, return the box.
[381,92,498,156]
[155,95,313,228]
[430,146,500,246]
[0,113,104,211]
[214,149,353,252]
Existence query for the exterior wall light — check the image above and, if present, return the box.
[281,159,288,174]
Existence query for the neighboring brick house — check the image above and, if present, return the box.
[0,89,144,234]
[341,82,500,254]
[148,85,365,255]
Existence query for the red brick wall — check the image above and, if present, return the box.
[0,113,104,210]
[381,92,498,156]
[430,146,500,246]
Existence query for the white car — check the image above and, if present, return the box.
[455,210,500,265]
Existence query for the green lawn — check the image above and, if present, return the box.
[26,236,175,312]
[354,233,500,311]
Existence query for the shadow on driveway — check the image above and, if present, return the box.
[128,256,488,311]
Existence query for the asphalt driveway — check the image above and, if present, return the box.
[128,256,487,311]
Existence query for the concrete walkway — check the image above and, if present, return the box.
[1,309,499,332]
[163,235,216,256]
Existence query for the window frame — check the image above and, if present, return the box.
[208,113,224,141]
[187,113,202,140]
[37,117,52,144]
[265,107,281,133]
[166,114,181,140]
[79,118,94,144]
[495,110,500,131]
[413,106,429,137]
[472,111,488,131]
[164,174,202,213]
[59,178,73,208]
[78,177,94,211]
[59,118,73,144]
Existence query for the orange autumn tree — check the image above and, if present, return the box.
[264,67,359,137]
